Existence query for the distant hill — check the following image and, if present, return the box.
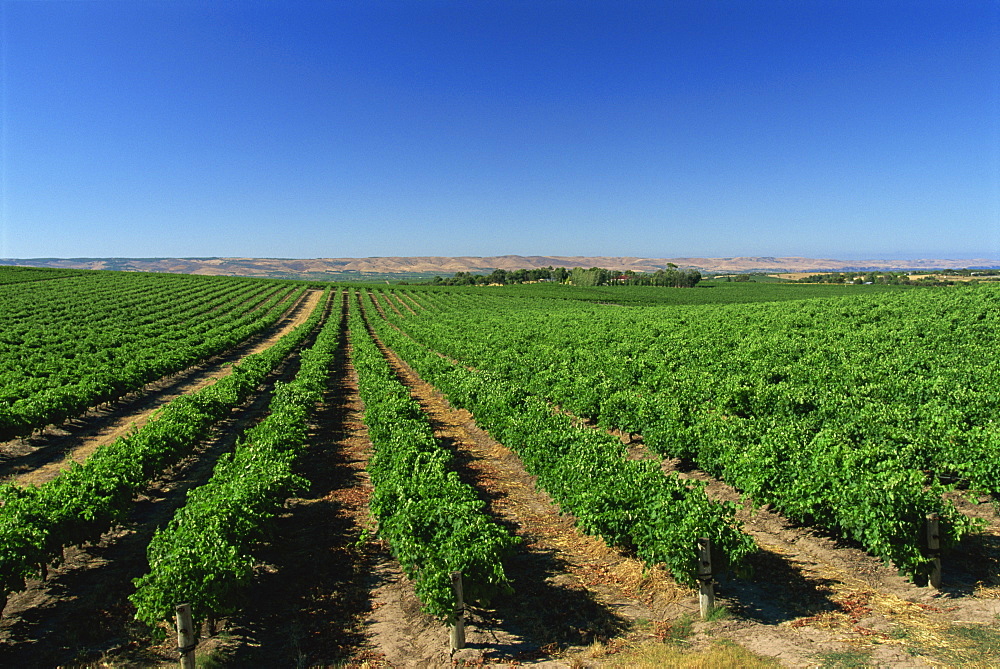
[1,255,998,279]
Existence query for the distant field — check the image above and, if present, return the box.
[908,273,993,282]
[770,272,819,280]
[0,265,90,284]
[238,269,444,283]
[397,278,920,306]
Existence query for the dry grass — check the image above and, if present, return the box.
[603,639,781,668]
[888,620,1000,667]
[907,274,981,281]
[769,272,823,280]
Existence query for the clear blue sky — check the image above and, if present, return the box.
[1,0,998,260]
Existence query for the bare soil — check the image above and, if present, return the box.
[620,439,1000,667]
[389,292,417,315]
[179,295,391,667]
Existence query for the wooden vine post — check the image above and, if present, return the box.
[926,513,942,589]
[697,537,715,619]
[175,603,196,669]
[449,571,466,651]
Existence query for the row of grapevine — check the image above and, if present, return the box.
[0,271,273,334]
[130,290,342,630]
[348,292,517,618]
[0,274,306,440]
[376,284,1000,580]
[361,291,756,586]
[0,289,329,613]
[0,266,86,285]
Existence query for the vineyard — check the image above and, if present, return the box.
[1,268,999,667]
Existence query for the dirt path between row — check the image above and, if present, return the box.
[144,293,388,667]
[396,292,425,312]
[0,288,325,488]
[388,291,417,315]
[0,292,331,666]
[612,433,1000,666]
[165,295,465,667]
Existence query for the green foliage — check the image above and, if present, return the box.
[429,265,702,288]
[363,291,755,586]
[0,289,329,607]
[130,290,338,629]
[703,605,730,622]
[372,283,1000,580]
[0,271,304,440]
[398,279,914,307]
[348,292,517,619]
[0,265,88,284]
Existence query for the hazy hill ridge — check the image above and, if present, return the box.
[2,255,998,277]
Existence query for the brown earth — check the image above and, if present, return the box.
[171,293,390,667]
[774,272,992,282]
[658,448,1000,667]
[907,274,984,282]
[770,273,825,280]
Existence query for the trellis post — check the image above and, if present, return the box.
[926,513,942,589]
[175,603,196,669]
[697,537,715,618]
[449,571,466,650]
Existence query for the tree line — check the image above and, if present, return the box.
[428,265,702,288]
[796,271,981,286]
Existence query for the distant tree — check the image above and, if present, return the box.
[569,267,598,286]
